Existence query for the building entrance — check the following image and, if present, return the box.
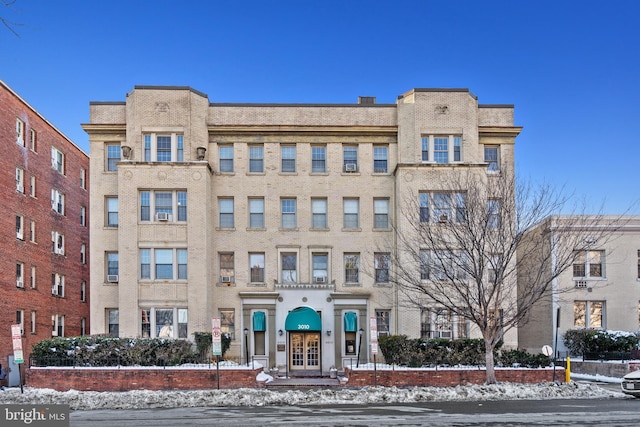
[289,332,320,370]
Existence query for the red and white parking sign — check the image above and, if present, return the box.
[11,324,24,364]
[211,317,222,356]
[370,317,378,355]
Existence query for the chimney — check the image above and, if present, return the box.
[358,96,376,105]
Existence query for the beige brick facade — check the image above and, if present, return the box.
[83,86,520,372]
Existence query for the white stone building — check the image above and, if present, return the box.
[83,86,521,373]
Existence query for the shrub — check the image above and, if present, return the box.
[498,349,551,368]
[30,336,200,367]
[563,329,640,356]
[193,332,231,360]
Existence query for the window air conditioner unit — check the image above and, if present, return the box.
[439,214,449,223]
[16,184,24,193]
[107,275,119,283]
[156,212,170,221]
[16,280,23,288]
[345,163,357,172]
[314,276,327,283]
[221,276,233,283]
[51,330,58,337]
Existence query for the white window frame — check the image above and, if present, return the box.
[106,196,118,227]
[249,252,265,283]
[311,198,328,229]
[30,265,36,288]
[139,248,188,281]
[420,135,462,164]
[248,197,264,229]
[279,250,299,284]
[106,142,121,171]
[139,190,187,222]
[16,167,24,193]
[51,231,65,255]
[30,220,36,243]
[16,310,24,335]
[51,147,64,174]
[419,192,466,223]
[16,214,24,240]
[373,145,388,173]
[219,252,235,283]
[16,262,24,288]
[81,243,86,264]
[51,272,65,297]
[51,188,65,214]
[281,198,297,229]
[311,145,326,173]
[344,253,360,284]
[374,252,390,283]
[281,145,296,173]
[573,250,605,279]
[373,198,390,229]
[80,206,86,226]
[312,252,329,284]
[219,198,235,228]
[80,168,86,189]
[343,198,359,229]
[219,144,234,172]
[574,300,605,329]
[143,132,184,162]
[141,307,189,339]
[484,145,500,172]
[16,118,25,146]
[29,128,37,152]
[52,314,65,337]
[31,311,36,334]
[343,145,358,172]
[249,144,264,173]
[30,174,36,197]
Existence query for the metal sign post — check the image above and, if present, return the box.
[212,318,222,389]
[11,324,24,393]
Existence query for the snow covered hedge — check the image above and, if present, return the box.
[562,329,640,357]
[30,336,201,367]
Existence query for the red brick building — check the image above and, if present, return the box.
[0,80,89,379]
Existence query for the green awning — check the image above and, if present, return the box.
[344,312,358,332]
[252,311,266,332]
[284,307,322,331]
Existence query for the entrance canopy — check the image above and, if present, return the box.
[284,306,321,331]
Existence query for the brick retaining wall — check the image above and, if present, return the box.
[26,367,264,391]
[345,367,564,387]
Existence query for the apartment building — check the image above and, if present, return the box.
[83,86,520,373]
[0,80,90,383]
[518,216,640,355]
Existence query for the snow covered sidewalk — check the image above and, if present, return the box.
[0,382,628,410]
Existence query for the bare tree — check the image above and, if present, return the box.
[388,168,619,384]
[1,0,22,37]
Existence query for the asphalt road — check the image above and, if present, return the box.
[71,395,639,426]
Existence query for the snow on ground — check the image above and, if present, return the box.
[0,382,627,410]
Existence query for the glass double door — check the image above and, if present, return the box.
[290,332,320,370]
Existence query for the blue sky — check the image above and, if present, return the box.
[2,0,638,213]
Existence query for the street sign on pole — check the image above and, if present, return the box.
[11,324,24,364]
[212,317,222,356]
[369,317,378,355]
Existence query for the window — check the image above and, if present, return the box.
[141,308,187,338]
[143,133,184,162]
[29,129,37,151]
[30,266,36,288]
[81,243,86,264]
[80,168,86,189]
[81,281,86,302]
[155,249,174,279]
[51,188,65,214]
[573,250,604,278]
[311,198,328,229]
[419,192,466,223]
[312,253,328,283]
[106,197,118,227]
[281,253,297,283]
[30,175,36,197]
[219,145,234,172]
[16,262,24,288]
[51,147,64,174]
[281,145,296,173]
[484,146,499,172]
[374,198,389,229]
[30,220,36,243]
[421,250,467,281]
[140,248,187,280]
[16,167,24,193]
[249,145,264,173]
[574,300,605,328]
[311,146,326,173]
[107,309,118,337]
[106,143,121,171]
[220,309,235,340]
[374,253,390,283]
[16,215,24,240]
[637,250,640,279]
[487,199,500,229]
[220,253,235,283]
[250,253,265,283]
[107,252,119,281]
[281,198,297,229]
[16,118,25,146]
[51,273,64,297]
[156,308,174,337]
[344,253,360,283]
[421,135,462,164]
[52,314,65,337]
[343,198,359,229]
[80,206,86,226]
[373,146,388,173]
[16,310,24,336]
[139,190,187,222]
[249,198,264,228]
[376,310,390,337]
[421,308,468,339]
[219,198,234,228]
[51,231,65,255]
[81,318,86,336]
[343,145,358,172]
[31,311,36,334]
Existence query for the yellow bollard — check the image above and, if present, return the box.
[565,357,570,383]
